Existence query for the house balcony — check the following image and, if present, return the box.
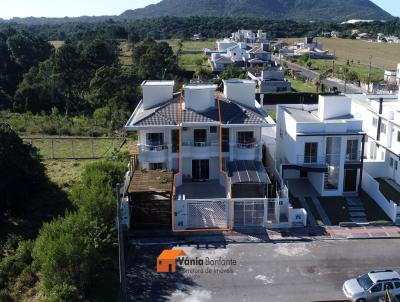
[138,144,168,162]
[181,140,219,158]
[344,152,362,168]
[233,142,260,161]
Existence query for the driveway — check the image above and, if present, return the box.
[126,238,400,301]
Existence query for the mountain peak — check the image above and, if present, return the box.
[120,0,393,22]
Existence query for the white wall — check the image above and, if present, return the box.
[223,80,256,108]
[142,81,174,110]
[362,171,397,222]
[318,95,351,121]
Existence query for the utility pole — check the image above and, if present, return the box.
[368,55,372,93]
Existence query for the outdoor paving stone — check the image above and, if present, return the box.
[351,233,370,238]
[368,232,388,237]
[351,218,368,223]
[348,206,365,211]
[350,212,366,217]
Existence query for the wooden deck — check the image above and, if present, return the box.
[127,170,173,194]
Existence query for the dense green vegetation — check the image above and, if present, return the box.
[2,17,400,42]
[0,124,127,301]
[120,0,392,22]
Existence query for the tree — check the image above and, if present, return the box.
[132,39,178,79]
[0,123,47,215]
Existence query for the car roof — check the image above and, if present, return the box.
[368,271,400,283]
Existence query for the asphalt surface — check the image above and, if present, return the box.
[126,238,400,302]
[273,56,363,94]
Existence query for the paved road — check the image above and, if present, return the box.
[126,238,400,301]
[273,56,363,94]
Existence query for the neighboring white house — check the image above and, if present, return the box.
[248,69,291,93]
[397,63,400,85]
[231,29,267,43]
[384,69,398,85]
[279,37,334,59]
[276,95,365,196]
[124,80,306,230]
[350,93,400,186]
[349,93,400,223]
[209,42,272,71]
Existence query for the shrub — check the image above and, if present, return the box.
[33,212,113,297]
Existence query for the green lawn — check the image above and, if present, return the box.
[22,137,127,159]
[376,178,400,205]
[319,196,351,225]
[305,197,324,226]
[308,59,384,82]
[162,39,216,52]
[178,53,211,72]
[289,77,315,93]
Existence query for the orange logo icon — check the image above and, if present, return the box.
[157,249,187,273]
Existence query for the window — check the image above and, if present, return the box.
[346,139,359,161]
[146,133,164,146]
[237,132,254,144]
[397,131,400,142]
[372,117,378,127]
[390,157,394,168]
[193,129,207,145]
[394,282,400,289]
[304,142,318,163]
[210,126,217,133]
[370,284,382,293]
[381,123,387,134]
[383,282,394,290]
[172,130,179,153]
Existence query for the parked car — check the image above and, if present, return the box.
[342,270,400,302]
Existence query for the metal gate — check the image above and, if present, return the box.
[187,200,228,229]
[234,201,265,227]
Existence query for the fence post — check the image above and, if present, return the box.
[71,139,75,159]
[116,184,127,302]
[91,137,95,158]
[51,138,54,159]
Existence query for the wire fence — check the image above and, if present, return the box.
[21,135,127,159]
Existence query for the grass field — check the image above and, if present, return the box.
[178,53,211,71]
[44,159,95,192]
[283,37,400,70]
[308,59,384,82]
[49,40,64,49]
[162,39,216,52]
[22,136,133,159]
[119,40,133,65]
[289,76,315,93]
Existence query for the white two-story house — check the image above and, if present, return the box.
[276,95,365,196]
[350,93,400,185]
[124,80,307,230]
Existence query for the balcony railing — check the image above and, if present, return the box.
[236,142,259,149]
[297,155,326,165]
[139,144,168,152]
[183,141,218,147]
[345,153,360,162]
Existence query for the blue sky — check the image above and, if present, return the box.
[0,0,399,19]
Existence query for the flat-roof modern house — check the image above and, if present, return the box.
[123,80,307,231]
[276,95,365,197]
[349,93,400,223]
[248,69,291,93]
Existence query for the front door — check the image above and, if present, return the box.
[192,160,209,181]
[343,169,358,192]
